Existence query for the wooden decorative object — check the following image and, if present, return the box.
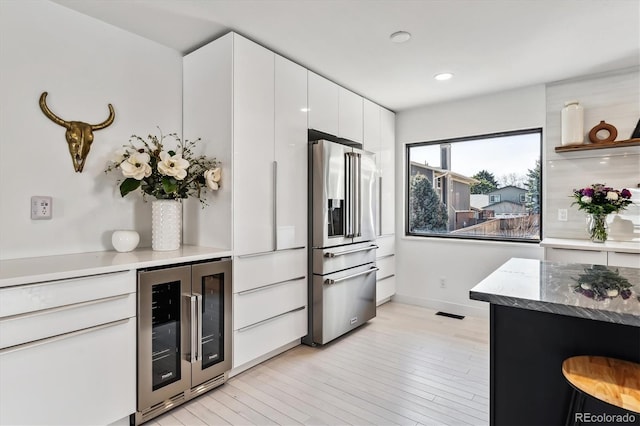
[588,120,618,143]
[562,356,640,414]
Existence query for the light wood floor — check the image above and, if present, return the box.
[149,302,489,426]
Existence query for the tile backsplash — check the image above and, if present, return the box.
[544,68,640,241]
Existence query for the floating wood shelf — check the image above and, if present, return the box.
[555,138,640,152]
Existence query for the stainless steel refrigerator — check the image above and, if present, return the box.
[305,139,378,346]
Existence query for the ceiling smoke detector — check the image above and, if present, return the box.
[390,31,411,43]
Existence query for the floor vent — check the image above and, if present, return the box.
[436,311,465,320]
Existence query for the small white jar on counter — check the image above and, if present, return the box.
[561,100,584,145]
[111,230,140,252]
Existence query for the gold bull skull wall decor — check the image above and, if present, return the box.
[39,92,115,172]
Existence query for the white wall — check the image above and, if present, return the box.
[0,0,183,260]
[544,68,640,241]
[395,85,546,317]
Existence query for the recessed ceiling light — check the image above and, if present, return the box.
[390,31,411,43]
[434,72,454,81]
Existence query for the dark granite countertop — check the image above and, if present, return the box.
[469,258,640,327]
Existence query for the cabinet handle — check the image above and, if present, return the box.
[273,160,278,252]
[0,293,130,321]
[324,245,378,258]
[0,318,129,355]
[189,295,197,364]
[324,267,379,285]
[378,176,383,236]
[195,293,203,363]
[378,273,395,281]
[376,254,395,260]
[236,306,305,333]
[236,246,306,259]
[237,276,306,295]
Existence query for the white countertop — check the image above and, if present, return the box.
[0,246,233,288]
[540,237,640,254]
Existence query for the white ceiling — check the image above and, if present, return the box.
[53,0,639,112]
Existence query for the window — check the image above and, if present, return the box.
[406,129,542,242]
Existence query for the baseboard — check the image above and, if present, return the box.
[392,294,489,318]
[228,339,301,378]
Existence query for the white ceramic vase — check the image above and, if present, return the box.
[151,199,182,251]
[111,230,140,252]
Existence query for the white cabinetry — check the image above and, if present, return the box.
[183,33,308,371]
[0,271,136,425]
[363,100,396,304]
[544,240,639,268]
[308,71,363,143]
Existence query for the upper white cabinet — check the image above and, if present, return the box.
[233,35,276,255]
[308,71,339,137]
[363,99,396,236]
[380,107,395,236]
[339,87,363,143]
[274,55,308,250]
[308,71,363,143]
[184,33,307,256]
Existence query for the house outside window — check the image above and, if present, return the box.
[406,129,542,242]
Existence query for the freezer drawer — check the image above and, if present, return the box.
[313,241,378,275]
[312,263,377,345]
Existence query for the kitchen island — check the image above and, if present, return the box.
[470,258,640,426]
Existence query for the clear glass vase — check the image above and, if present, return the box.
[586,213,608,243]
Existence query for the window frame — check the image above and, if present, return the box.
[405,128,543,243]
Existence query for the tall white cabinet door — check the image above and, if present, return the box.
[308,71,339,137]
[363,99,381,235]
[233,35,276,255]
[275,55,308,250]
[363,99,381,153]
[339,87,363,144]
[380,107,396,236]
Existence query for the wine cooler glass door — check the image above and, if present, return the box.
[191,260,232,386]
[137,265,191,410]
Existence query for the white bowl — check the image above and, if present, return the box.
[112,230,140,253]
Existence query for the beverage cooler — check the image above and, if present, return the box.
[135,258,231,425]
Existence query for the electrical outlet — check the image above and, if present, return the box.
[558,208,568,222]
[440,277,446,288]
[31,196,52,220]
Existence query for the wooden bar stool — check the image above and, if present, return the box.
[562,356,640,425]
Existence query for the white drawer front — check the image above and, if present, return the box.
[0,318,136,425]
[1,292,136,349]
[376,235,395,258]
[0,270,135,318]
[234,248,306,293]
[376,255,395,280]
[377,275,396,305]
[233,306,307,368]
[608,251,639,268]
[234,277,306,330]
[545,247,607,265]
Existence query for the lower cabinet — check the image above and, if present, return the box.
[545,247,638,268]
[375,235,396,305]
[232,248,307,369]
[0,271,136,425]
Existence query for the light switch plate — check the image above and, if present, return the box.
[31,196,52,220]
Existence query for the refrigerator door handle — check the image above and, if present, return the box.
[195,293,203,363]
[189,295,197,364]
[324,266,379,285]
[345,152,352,238]
[378,176,383,236]
[355,153,361,237]
[324,244,379,258]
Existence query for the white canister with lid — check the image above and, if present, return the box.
[561,100,584,145]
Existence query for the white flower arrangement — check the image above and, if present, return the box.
[105,128,221,206]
